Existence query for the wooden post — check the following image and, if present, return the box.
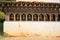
[14,14,15,21]
[26,14,27,21]
[50,15,52,22]
[20,14,21,21]
[38,15,39,21]
[32,14,33,21]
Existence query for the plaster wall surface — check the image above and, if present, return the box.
[16,0,60,3]
[4,21,60,36]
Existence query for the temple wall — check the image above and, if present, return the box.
[16,0,60,3]
[4,21,60,37]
